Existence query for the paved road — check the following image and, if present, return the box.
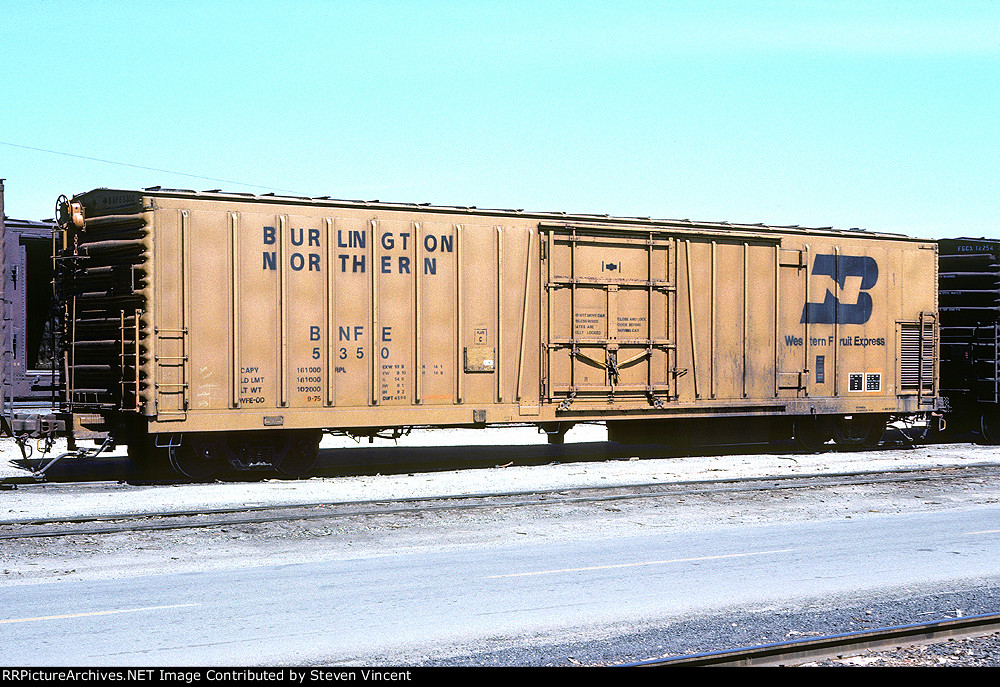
[4,501,999,665]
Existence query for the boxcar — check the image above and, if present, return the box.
[1,181,59,435]
[938,237,1000,441]
[51,188,940,477]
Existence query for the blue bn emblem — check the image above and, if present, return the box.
[800,254,878,325]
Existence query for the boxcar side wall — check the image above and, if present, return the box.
[764,233,937,414]
[61,190,939,442]
[143,197,544,433]
[543,226,938,419]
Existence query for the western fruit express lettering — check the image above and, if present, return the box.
[784,335,886,347]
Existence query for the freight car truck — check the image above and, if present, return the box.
[27,187,940,479]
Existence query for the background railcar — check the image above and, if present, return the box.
[1,180,59,439]
[45,188,940,478]
[938,238,1000,442]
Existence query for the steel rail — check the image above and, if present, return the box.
[623,612,1000,666]
[2,463,1000,541]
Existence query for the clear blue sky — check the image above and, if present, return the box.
[2,1,997,239]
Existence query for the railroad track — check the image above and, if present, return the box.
[3,462,1000,541]
[624,612,1000,666]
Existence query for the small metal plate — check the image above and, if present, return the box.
[464,346,496,373]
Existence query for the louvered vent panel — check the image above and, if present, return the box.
[900,321,935,392]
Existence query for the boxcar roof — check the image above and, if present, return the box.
[73,186,923,242]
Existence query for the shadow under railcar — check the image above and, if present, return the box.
[7,422,964,486]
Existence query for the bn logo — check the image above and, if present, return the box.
[800,254,878,325]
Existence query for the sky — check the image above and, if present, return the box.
[1,0,998,239]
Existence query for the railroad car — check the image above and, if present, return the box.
[1,216,58,405]
[938,238,1000,442]
[28,187,940,478]
[1,181,60,443]
[1,181,5,426]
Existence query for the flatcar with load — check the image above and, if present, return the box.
[40,187,940,478]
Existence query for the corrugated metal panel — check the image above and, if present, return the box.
[58,203,150,413]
